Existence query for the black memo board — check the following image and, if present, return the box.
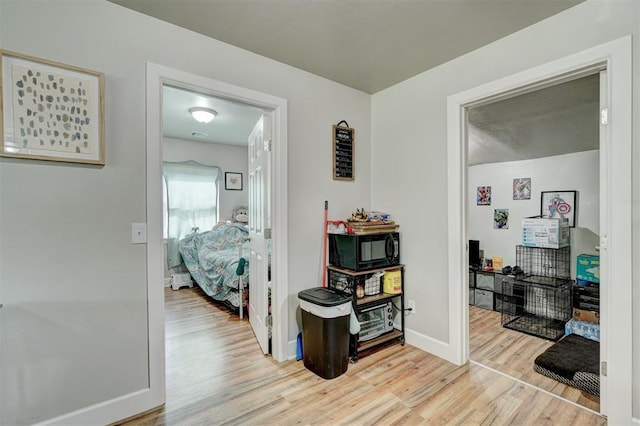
[332,123,355,180]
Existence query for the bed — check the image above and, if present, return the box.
[533,333,600,396]
[178,222,249,315]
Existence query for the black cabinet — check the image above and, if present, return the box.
[573,283,600,311]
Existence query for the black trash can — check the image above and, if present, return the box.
[298,287,352,379]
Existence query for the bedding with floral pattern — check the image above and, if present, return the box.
[178,222,249,308]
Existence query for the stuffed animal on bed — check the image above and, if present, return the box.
[233,206,249,224]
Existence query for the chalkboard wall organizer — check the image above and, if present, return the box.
[332,122,355,181]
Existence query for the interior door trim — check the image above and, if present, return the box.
[446,36,632,423]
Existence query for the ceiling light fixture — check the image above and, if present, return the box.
[189,107,217,123]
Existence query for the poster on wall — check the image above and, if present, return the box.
[477,186,491,205]
[494,209,509,229]
[513,177,531,200]
[540,190,577,227]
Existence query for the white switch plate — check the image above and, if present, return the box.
[132,223,147,244]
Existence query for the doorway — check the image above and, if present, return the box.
[160,84,262,314]
[465,73,601,411]
[145,63,290,408]
[446,36,632,423]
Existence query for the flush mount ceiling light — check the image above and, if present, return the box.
[189,107,217,123]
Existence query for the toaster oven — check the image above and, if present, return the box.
[357,301,394,341]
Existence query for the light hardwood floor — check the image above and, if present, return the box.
[468,306,600,412]
[119,288,605,425]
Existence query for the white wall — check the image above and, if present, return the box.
[371,0,640,416]
[163,138,249,222]
[468,150,600,271]
[0,0,371,423]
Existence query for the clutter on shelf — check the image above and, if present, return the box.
[347,208,391,223]
[341,208,398,235]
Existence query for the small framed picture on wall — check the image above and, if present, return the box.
[225,172,243,190]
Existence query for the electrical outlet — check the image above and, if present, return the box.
[408,299,416,314]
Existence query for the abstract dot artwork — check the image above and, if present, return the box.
[11,64,94,154]
[2,51,104,164]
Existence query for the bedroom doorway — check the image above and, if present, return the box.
[146,63,290,406]
[156,81,284,359]
[161,84,263,318]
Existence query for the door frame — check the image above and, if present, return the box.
[446,36,631,423]
[145,61,289,402]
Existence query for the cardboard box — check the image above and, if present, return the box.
[521,216,570,249]
[573,308,600,324]
[576,254,600,283]
[383,269,402,294]
[492,257,503,271]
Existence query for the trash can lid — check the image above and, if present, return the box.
[298,287,351,307]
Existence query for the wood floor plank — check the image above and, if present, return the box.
[469,305,600,412]
[118,287,605,425]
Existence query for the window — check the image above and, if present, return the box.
[163,161,220,268]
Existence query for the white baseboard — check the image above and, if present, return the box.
[163,278,171,287]
[288,329,455,365]
[405,327,456,364]
[632,416,640,424]
[287,338,298,360]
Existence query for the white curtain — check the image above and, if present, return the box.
[163,161,220,268]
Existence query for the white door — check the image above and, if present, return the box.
[248,113,272,354]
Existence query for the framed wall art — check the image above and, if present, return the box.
[1,50,105,165]
[225,172,243,190]
[540,190,577,227]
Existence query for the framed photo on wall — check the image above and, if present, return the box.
[0,50,105,165]
[540,190,577,227]
[225,172,243,190]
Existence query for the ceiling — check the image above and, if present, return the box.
[163,85,263,146]
[113,0,597,160]
[109,0,584,94]
[467,74,600,165]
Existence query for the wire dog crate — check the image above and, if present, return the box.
[500,277,572,341]
[502,246,573,341]
[516,245,570,279]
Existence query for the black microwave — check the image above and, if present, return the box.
[328,232,400,271]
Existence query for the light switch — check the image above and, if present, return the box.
[132,223,147,244]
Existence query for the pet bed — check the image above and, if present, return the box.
[533,333,600,396]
